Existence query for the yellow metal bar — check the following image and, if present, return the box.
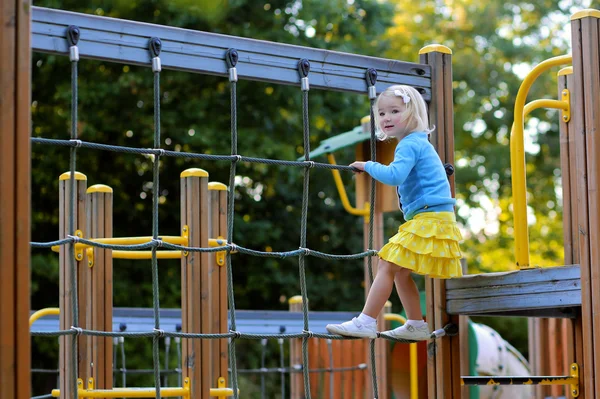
[51,235,188,253]
[52,378,191,398]
[524,99,568,116]
[112,250,184,259]
[384,313,418,399]
[29,307,60,327]
[326,154,370,219]
[510,54,572,268]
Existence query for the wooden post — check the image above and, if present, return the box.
[355,138,389,399]
[457,259,470,399]
[0,1,31,398]
[571,9,600,399]
[59,171,88,399]
[558,64,582,399]
[86,184,114,391]
[208,182,229,390]
[181,168,210,399]
[289,295,305,399]
[419,44,461,399]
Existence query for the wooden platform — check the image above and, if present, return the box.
[445,265,581,318]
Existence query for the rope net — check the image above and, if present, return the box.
[30,27,422,399]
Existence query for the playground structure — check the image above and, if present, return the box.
[2,3,600,399]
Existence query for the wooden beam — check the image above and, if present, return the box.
[180,168,210,399]
[419,45,460,399]
[59,172,88,399]
[571,10,600,398]
[86,185,114,391]
[208,182,229,391]
[0,1,31,398]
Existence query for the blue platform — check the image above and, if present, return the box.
[30,308,359,335]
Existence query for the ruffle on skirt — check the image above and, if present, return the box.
[378,211,463,279]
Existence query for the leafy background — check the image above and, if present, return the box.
[29,0,597,396]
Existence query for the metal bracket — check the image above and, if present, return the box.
[74,230,84,262]
[86,247,94,268]
[571,363,579,397]
[216,236,225,266]
[562,89,571,122]
[182,225,189,257]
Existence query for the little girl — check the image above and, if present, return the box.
[326,85,463,341]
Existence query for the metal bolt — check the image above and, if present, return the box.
[77,254,83,260]
[77,231,82,237]
[573,389,578,395]
[88,261,92,266]
[563,115,568,121]
[572,365,577,370]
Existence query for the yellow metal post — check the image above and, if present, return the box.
[510,54,572,268]
[384,313,418,399]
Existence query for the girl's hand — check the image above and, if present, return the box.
[349,161,366,173]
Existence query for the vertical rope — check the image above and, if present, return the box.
[298,58,312,399]
[366,68,379,399]
[225,48,240,397]
[66,25,80,399]
[149,37,163,398]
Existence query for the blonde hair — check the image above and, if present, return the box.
[373,85,434,140]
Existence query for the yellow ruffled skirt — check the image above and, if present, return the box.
[378,212,463,279]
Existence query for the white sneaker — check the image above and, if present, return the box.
[325,317,377,339]
[383,322,430,341]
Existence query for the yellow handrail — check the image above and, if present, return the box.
[29,307,60,327]
[52,378,190,398]
[326,153,370,219]
[510,54,572,268]
[384,313,418,399]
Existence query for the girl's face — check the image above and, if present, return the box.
[377,95,408,138]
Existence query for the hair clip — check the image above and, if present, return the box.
[393,90,411,104]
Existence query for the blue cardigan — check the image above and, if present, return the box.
[364,132,456,220]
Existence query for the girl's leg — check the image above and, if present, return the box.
[394,267,422,320]
[361,259,396,318]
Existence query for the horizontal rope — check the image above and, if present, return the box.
[31,137,353,171]
[30,237,378,260]
[30,327,420,343]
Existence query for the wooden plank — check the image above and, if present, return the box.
[208,188,220,388]
[446,264,581,289]
[447,278,580,300]
[87,187,114,391]
[103,190,114,389]
[0,1,32,397]
[447,289,582,315]
[192,175,204,399]
[0,4,17,391]
[198,175,211,399]
[31,7,432,98]
[572,15,596,398]
[420,46,458,399]
[14,0,31,396]
[180,175,189,392]
[442,52,456,197]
